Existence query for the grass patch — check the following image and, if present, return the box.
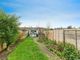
[8,37,48,60]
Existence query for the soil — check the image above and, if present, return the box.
[0,41,20,60]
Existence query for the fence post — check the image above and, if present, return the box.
[75,30,77,49]
[55,30,56,42]
[58,30,59,42]
[53,29,56,41]
[53,30,55,41]
[63,29,65,46]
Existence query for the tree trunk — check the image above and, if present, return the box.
[0,43,3,52]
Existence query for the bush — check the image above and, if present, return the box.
[38,32,47,43]
[38,34,80,60]
[55,43,79,60]
[57,43,64,52]
[77,51,80,59]
[63,44,78,60]
[44,40,79,60]
[0,10,20,50]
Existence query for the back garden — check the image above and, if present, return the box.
[0,10,80,60]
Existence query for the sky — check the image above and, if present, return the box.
[0,0,80,28]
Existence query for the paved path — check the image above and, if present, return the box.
[34,38,62,60]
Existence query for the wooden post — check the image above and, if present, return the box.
[58,30,59,42]
[75,30,77,49]
[63,29,65,47]
[53,30,55,40]
[54,30,56,41]
[54,30,57,42]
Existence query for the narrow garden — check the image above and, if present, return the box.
[0,10,80,60]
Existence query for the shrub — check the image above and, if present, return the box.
[38,34,80,60]
[57,43,64,52]
[0,10,20,49]
[38,32,47,43]
[63,44,78,60]
[77,51,80,59]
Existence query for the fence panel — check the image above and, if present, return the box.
[51,29,80,50]
[77,30,80,50]
[65,30,76,47]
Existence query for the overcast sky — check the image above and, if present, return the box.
[0,0,80,28]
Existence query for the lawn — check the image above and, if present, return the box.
[8,37,48,60]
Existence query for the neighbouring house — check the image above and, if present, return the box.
[29,28,38,37]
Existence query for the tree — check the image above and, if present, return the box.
[0,10,20,49]
[67,26,72,29]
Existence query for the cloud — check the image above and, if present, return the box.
[1,0,80,27]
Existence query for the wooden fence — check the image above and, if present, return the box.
[44,29,80,50]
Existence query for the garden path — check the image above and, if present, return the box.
[33,38,62,60]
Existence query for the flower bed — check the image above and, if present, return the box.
[38,37,80,60]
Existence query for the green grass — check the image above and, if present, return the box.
[8,37,48,60]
